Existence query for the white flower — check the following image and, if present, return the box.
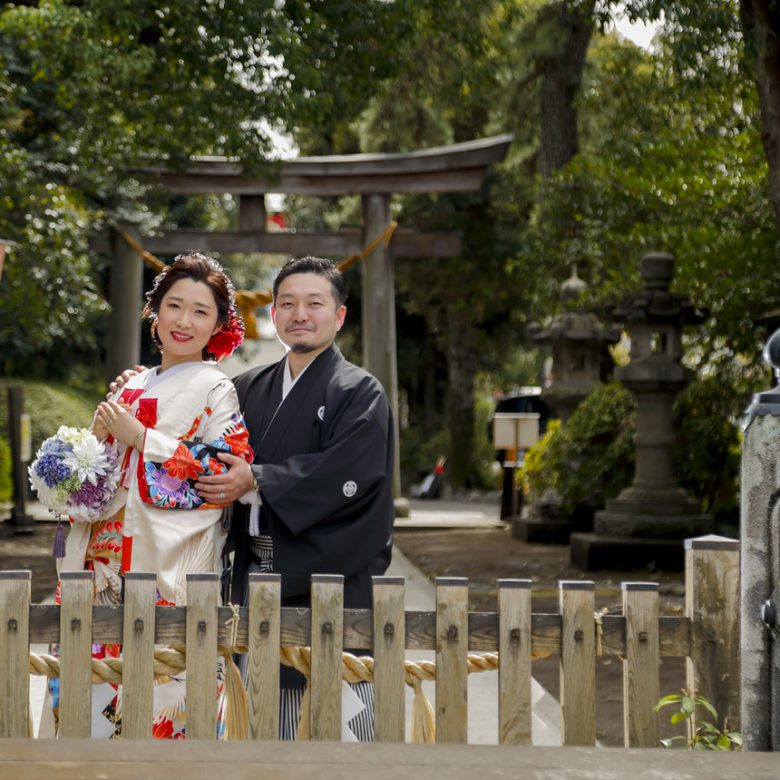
[55,426,83,447]
[62,433,113,485]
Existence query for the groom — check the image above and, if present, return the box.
[195,256,395,739]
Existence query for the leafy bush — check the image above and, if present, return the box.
[0,436,12,503]
[519,372,745,520]
[673,374,744,523]
[0,380,101,455]
[519,383,636,512]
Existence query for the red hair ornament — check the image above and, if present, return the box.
[206,310,245,360]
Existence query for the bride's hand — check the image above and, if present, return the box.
[91,407,109,441]
[96,400,145,448]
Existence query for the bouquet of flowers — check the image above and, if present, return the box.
[28,426,121,521]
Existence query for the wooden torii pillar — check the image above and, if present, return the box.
[112,134,513,495]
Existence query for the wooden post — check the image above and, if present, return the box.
[309,574,344,741]
[435,577,468,744]
[622,582,660,747]
[186,574,219,739]
[559,580,596,746]
[7,386,32,533]
[372,576,406,743]
[239,195,267,231]
[361,193,402,498]
[121,572,157,739]
[686,535,740,736]
[107,224,144,384]
[247,573,281,741]
[498,579,532,745]
[58,571,93,738]
[0,571,31,738]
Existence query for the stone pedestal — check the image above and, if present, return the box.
[513,488,595,544]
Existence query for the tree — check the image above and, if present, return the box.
[0,0,422,375]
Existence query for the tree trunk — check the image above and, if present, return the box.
[538,0,595,179]
[445,301,477,490]
[741,0,780,231]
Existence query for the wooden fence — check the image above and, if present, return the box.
[0,535,739,748]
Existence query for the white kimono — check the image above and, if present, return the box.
[61,361,252,605]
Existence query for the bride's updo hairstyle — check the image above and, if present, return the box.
[143,251,244,361]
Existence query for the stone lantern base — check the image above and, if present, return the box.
[569,532,689,570]
[570,488,712,570]
[512,488,596,544]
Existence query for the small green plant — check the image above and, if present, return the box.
[654,690,742,751]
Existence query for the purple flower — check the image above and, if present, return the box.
[34,454,71,487]
[68,473,110,509]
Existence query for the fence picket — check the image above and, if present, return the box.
[0,571,31,738]
[559,580,596,746]
[498,579,532,745]
[122,572,157,738]
[372,576,406,742]
[0,543,744,750]
[685,536,741,735]
[622,582,660,747]
[435,577,468,744]
[247,573,281,740]
[186,574,219,739]
[58,571,93,738]
[309,575,344,741]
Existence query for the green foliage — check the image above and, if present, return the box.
[519,383,637,511]
[0,0,426,377]
[655,690,742,751]
[0,436,11,503]
[520,369,747,518]
[673,367,749,521]
[0,380,101,454]
[521,29,776,366]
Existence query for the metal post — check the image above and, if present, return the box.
[7,386,33,534]
[741,327,780,750]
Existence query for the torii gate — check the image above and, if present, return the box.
[108,134,513,495]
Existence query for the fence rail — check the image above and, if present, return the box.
[0,535,740,748]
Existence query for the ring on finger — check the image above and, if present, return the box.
[219,491,226,500]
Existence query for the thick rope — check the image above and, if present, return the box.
[113,221,398,340]
[27,645,522,686]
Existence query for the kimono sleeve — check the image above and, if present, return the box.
[138,378,253,510]
[260,378,392,535]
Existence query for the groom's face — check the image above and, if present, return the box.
[272,272,346,356]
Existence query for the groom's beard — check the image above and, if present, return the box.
[289,342,317,354]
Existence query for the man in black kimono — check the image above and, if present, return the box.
[196,256,395,739]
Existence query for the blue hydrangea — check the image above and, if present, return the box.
[34,453,71,487]
[40,438,68,455]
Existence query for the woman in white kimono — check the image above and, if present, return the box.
[51,252,253,739]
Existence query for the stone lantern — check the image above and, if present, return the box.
[513,267,620,543]
[529,266,620,421]
[570,252,713,570]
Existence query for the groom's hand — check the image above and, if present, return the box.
[107,365,146,399]
[195,452,256,504]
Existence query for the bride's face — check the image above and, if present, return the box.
[156,278,221,366]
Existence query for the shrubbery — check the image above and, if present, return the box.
[519,383,636,513]
[0,436,12,503]
[520,376,743,525]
